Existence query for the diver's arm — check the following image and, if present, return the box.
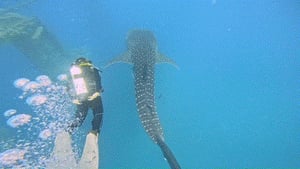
[94,67,103,93]
[86,67,103,101]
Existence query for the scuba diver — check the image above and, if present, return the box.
[47,57,102,169]
[67,57,104,136]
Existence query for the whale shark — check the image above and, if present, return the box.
[0,9,72,77]
[106,29,181,169]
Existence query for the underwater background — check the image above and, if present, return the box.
[0,0,299,168]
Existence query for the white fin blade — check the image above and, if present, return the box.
[78,132,99,169]
[46,131,77,169]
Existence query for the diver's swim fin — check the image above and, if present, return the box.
[46,131,77,169]
[156,136,181,169]
[78,132,99,169]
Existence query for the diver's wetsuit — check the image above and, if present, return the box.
[68,62,103,133]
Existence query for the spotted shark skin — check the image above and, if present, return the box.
[130,30,164,142]
[106,30,181,169]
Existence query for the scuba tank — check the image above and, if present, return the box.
[70,64,89,101]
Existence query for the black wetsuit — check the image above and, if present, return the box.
[68,65,103,133]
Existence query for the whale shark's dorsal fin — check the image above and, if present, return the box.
[155,53,179,70]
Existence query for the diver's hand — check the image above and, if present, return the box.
[87,92,100,101]
[72,99,81,105]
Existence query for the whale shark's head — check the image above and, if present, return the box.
[126,30,157,50]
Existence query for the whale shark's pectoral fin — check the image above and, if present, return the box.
[46,131,77,169]
[104,52,132,69]
[78,132,99,169]
[155,53,179,70]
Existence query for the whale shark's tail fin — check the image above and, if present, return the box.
[156,136,181,169]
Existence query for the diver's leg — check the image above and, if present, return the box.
[67,103,89,133]
[79,97,102,169]
[91,96,104,133]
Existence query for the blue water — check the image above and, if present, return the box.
[0,0,299,168]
